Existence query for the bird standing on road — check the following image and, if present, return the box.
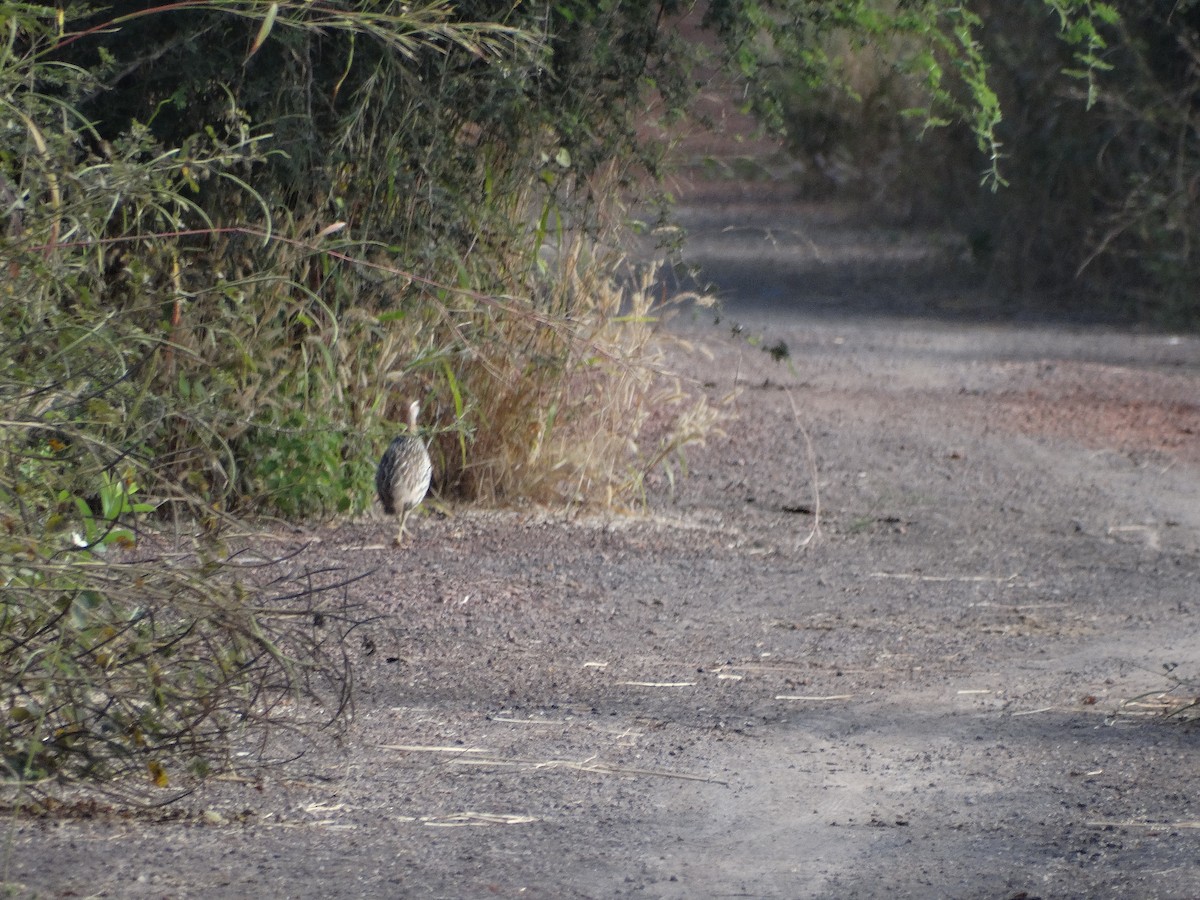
[376,399,432,545]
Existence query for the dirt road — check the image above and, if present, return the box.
[8,201,1200,899]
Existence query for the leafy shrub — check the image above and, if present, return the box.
[3,0,712,518]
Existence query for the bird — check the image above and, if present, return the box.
[375,399,432,546]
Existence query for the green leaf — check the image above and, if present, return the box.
[247,3,280,61]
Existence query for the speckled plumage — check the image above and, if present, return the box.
[376,400,432,545]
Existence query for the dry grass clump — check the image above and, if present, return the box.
[417,253,718,509]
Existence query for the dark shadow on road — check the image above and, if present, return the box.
[661,200,1158,330]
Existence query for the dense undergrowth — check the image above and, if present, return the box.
[0,0,717,792]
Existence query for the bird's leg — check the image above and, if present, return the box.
[393,505,411,546]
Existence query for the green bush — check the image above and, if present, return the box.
[5,0,712,517]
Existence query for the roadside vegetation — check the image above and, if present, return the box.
[0,0,1163,801]
[755,2,1200,325]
